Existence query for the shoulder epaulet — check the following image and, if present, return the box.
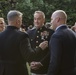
[31,27,36,30]
[28,27,36,31]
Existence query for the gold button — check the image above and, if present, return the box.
[36,46,38,48]
[37,36,39,38]
[36,41,38,43]
[31,39,33,41]
[37,31,39,33]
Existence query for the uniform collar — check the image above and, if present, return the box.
[6,26,19,30]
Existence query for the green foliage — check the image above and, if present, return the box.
[0,0,76,26]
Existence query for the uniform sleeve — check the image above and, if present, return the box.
[40,49,50,65]
[20,36,43,62]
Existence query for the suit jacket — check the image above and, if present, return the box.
[0,26,43,75]
[48,25,76,75]
[27,26,54,74]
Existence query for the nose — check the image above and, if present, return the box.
[35,19,38,23]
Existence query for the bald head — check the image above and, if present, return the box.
[52,10,67,22]
[51,10,67,30]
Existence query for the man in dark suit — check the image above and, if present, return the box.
[27,11,54,75]
[47,10,76,75]
[0,10,48,75]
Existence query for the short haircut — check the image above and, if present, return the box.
[53,10,67,20]
[0,18,4,22]
[34,10,45,19]
[7,10,23,21]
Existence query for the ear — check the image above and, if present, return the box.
[57,17,60,22]
[43,18,45,23]
[17,19,20,25]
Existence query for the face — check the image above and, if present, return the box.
[19,16,22,26]
[17,16,22,28]
[0,20,5,32]
[34,13,45,28]
[50,13,57,30]
[73,26,76,32]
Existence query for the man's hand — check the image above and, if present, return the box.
[39,41,48,50]
[30,61,43,70]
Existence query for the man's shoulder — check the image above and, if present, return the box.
[43,26,54,32]
[46,28,54,35]
[48,28,54,33]
[17,31,29,38]
[27,27,36,33]
[29,27,36,31]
